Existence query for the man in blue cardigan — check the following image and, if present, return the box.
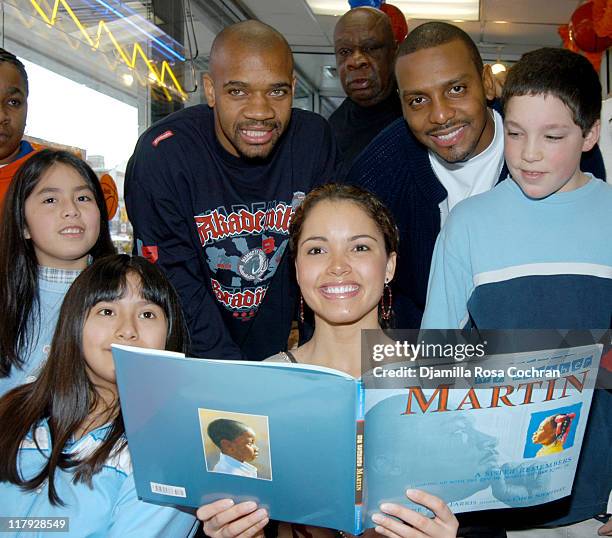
[345,22,606,331]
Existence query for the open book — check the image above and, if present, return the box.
[113,343,602,534]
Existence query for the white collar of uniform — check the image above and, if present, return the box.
[218,453,258,477]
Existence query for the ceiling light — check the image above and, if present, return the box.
[306,1,480,21]
[491,63,506,75]
[121,73,134,86]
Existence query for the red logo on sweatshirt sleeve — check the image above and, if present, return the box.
[152,130,174,147]
[602,348,612,372]
[141,245,159,263]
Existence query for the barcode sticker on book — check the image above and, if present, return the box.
[150,481,187,498]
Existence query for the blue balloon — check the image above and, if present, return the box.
[348,0,382,8]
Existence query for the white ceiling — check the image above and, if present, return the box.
[239,0,585,97]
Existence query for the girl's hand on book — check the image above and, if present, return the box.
[197,499,269,538]
[371,489,458,538]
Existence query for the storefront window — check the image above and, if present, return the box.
[1,0,191,252]
[23,59,138,170]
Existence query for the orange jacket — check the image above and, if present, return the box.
[0,142,40,209]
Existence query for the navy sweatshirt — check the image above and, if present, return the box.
[125,105,340,361]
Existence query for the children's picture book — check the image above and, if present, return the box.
[112,342,602,534]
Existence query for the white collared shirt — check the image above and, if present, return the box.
[430,108,505,227]
[212,453,258,478]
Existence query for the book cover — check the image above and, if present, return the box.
[113,348,362,532]
[363,346,600,517]
[113,343,602,533]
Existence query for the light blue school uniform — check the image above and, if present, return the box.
[0,419,198,537]
[422,175,612,330]
[0,267,80,397]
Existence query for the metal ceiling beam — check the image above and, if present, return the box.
[189,0,249,31]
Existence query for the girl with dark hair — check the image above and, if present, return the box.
[0,149,115,396]
[0,254,197,536]
[197,184,458,538]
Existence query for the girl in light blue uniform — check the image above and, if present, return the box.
[0,149,115,397]
[0,255,198,537]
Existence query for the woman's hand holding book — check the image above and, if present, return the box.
[197,498,269,538]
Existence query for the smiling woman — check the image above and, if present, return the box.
[289,183,398,342]
[196,184,460,538]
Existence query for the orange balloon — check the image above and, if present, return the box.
[559,23,603,73]
[592,0,612,38]
[100,173,119,220]
[570,1,612,52]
